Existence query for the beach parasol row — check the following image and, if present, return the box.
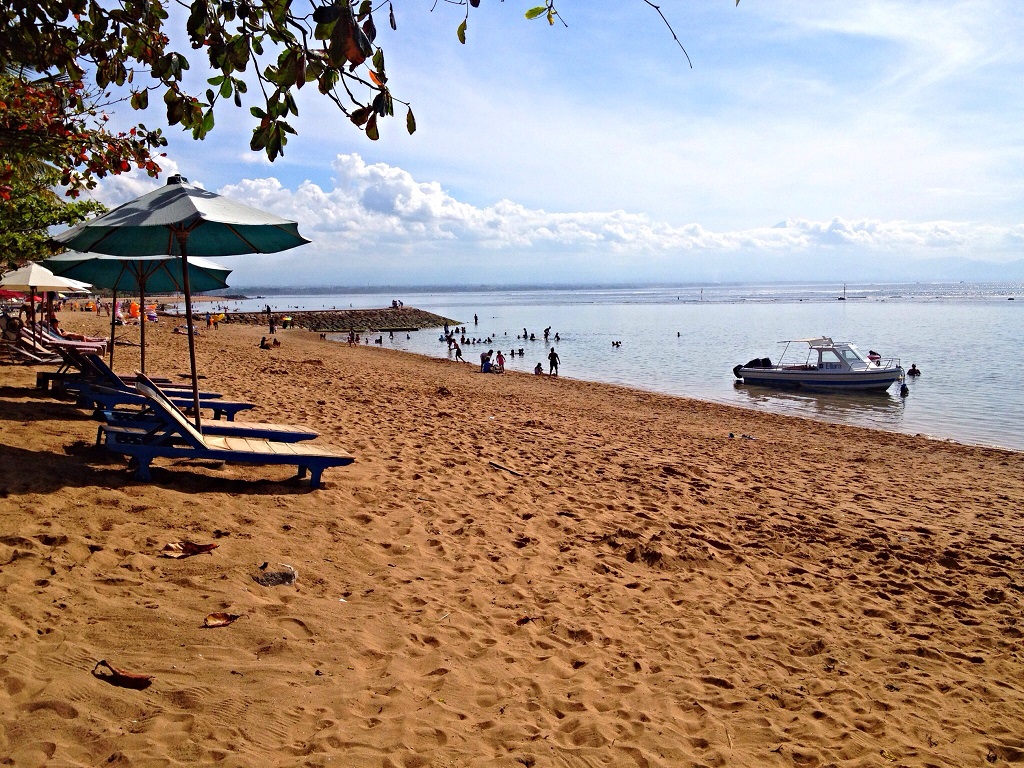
[51,175,310,427]
[0,263,92,350]
[43,251,232,373]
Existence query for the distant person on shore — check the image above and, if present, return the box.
[480,349,493,373]
[269,315,276,335]
[548,347,560,376]
[908,364,921,376]
[495,350,505,373]
[454,342,464,362]
[259,336,271,349]
[534,363,543,375]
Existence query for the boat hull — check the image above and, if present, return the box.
[734,367,902,392]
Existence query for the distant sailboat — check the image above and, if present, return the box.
[838,283,846,301]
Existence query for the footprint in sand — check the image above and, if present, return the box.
[279,617,315,639]
[23,700,79,719]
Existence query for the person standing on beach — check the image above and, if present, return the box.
[269,315,276,335]
[548,347,560,376]
[454,342,464,362]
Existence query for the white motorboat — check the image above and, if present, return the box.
[733,337,904,392]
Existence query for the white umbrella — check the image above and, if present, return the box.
[0,263,91,349]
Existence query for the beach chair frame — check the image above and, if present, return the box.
[102,375,352,488]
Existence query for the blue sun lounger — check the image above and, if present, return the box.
[53,348,222,399]
[37,347,176,391]
[103,376,353,488]
[98,373,319,445]
[78,381,253,421]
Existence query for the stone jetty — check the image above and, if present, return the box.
[217,306,461,333]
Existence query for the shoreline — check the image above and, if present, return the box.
[2,314,1023,766]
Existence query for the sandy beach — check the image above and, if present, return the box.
[2,312,1023,767]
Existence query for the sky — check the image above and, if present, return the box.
[84,1,1024,288]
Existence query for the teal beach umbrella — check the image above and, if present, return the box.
[43,251,232,373]
[52,175,309,428]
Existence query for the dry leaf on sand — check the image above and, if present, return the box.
[91,659,154,690]
[203,612,242,628]
[160,541,219,558]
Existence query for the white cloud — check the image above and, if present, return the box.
[206,154,1022,285]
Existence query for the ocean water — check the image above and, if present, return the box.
[187,282,1024,451]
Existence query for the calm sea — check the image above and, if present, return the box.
[191,282,1024,452]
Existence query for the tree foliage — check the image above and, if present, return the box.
[0,72,166,198]
[0,0,419,190]
[0,1,715,198]
[0,163,106,269]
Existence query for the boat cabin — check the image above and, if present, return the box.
[788,337,879,371]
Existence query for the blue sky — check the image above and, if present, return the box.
[88,1,1023,288]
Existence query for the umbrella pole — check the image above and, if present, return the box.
[109,290,118,370]
[176,231,203,431]
[139,280,147,374]
[30,285,38,351]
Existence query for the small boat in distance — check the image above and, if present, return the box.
[733,337,904,392]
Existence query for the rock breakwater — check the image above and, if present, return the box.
[219,306,460,333]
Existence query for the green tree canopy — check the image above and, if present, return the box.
[0,163,105,269]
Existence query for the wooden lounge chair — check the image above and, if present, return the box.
[98,373,319,445]
[103,376,352,488]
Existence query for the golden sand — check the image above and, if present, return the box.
[1,313,1023,767]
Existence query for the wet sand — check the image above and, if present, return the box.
[1,313,1023,767]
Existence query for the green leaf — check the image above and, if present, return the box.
[457,19,466,44]
[525,6,547,19]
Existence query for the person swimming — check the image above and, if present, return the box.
[907,364,921,376]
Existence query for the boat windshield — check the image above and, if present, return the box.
[841,346,868,364]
